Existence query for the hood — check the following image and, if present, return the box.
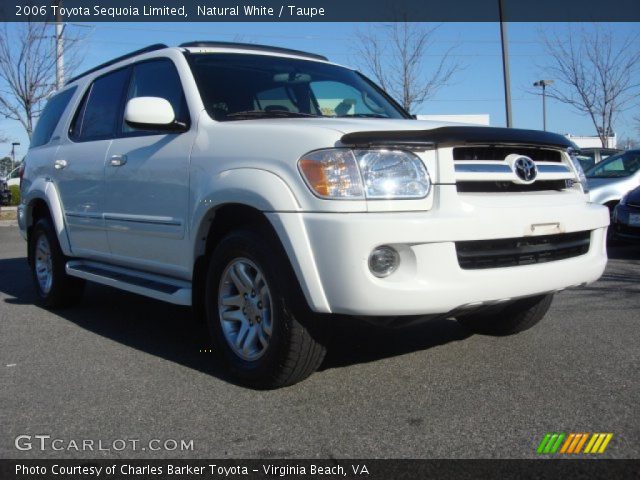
[228,117,574,149]
[228,117,467,134]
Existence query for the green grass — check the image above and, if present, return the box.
[9,185,20,206]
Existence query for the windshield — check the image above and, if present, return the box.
[186,53,409,121]
[585,151,640,179]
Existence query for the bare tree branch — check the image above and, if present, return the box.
[0,22,85,139]
[540,25,640,147]
[353,22,463,114]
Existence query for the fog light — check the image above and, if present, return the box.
[369,246,400,277]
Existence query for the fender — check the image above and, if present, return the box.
[22,178,73,256]
[191,168,301,230]
[191,168,330,312]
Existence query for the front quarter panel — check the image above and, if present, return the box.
[190,114,368,213]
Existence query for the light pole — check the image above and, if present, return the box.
[498,0,513,128]
[55,0,65,89]
[533,79,554,131]
[11,142,20,171]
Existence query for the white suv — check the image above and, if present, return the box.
[19,42,609,388]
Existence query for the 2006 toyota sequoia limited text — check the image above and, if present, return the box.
[19,42,609,388]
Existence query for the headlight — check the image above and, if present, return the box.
[298,148,431,200]
[567,147,589,193]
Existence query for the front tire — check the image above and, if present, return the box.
[29,217,85,308]
[456,294,554,336]
[205,227,327,389]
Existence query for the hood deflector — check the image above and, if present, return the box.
[340,126,574,150]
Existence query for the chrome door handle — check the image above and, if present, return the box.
[53,159,67,170]
[109,154,127,167]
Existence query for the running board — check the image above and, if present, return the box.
[66,260,192,306]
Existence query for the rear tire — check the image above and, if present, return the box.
[456,294,553,336]
[29,217,85,308]
[205,227,327,389]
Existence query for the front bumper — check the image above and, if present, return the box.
[268,186,609,316]
[613,204,640,241]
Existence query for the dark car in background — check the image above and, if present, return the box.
[612,185,640,242]
[0,177,11,206]
[576,147,622,171]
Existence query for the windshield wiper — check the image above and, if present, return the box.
[225,110,319,120]
[336,113,388,118]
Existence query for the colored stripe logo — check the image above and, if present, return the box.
[537,433,613,454]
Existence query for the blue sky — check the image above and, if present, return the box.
[1,21,639,160]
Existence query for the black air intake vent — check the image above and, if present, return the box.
[456,231,590,270]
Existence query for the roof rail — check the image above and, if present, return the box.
[65,43,168,85]
[179,41,328,62]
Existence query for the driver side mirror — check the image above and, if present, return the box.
[124,97,187,132]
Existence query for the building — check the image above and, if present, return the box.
[565,134,617,149]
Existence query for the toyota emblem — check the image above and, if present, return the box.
[511,156,538,183]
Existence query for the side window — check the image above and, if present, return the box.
[602,158,624,172]
[30,87,77,148]
[71,67,130,141]
[123,59,188,133]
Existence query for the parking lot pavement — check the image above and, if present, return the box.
[1,226,639,459]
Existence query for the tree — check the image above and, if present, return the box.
[0,22,83,139]
[618,137,638,150]
[541,26,640,148]
[0,156,12,176]
[353,23,462,114]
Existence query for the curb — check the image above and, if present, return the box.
[0,220,18,227]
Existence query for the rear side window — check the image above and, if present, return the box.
[123,59,188,133]
[30,87,77,148]
[71,67,130,141]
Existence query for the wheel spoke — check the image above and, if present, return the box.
[262,318,273,336]
[236,263,255,291]
[221,294,243,307]
[259,285,269,302]
[221,309,244,323]
[257,328,268,347]
[242,325,258,355]
[235,322,249,349]
[229,263,253,293]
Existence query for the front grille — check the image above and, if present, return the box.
[457,180,570,193]
[453,146,563,162]
[456,231,590,270]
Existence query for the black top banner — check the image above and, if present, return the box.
[2,0,640,22]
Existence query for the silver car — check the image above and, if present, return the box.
[587,149,640,212]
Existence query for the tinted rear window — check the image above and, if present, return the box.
[30,87,77,148]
